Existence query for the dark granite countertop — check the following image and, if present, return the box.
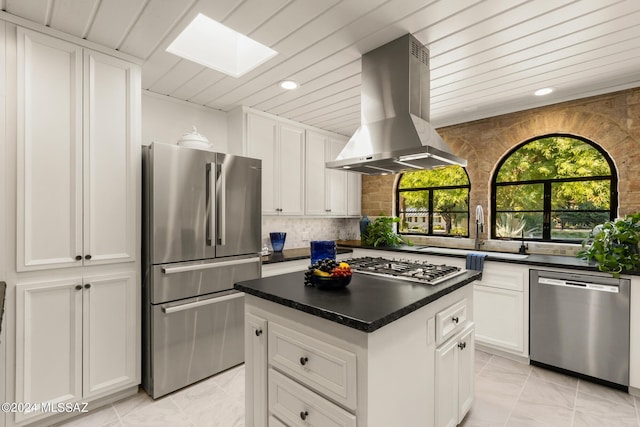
[262,247,353,265]
[235,269,481,333]
[335,240,640,276]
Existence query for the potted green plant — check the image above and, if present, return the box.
[577,213,640,277]
[362,215,413,248]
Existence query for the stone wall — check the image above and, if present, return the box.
[362,87,640,242]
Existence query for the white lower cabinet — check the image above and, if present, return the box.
[245,283,474,427]
[15,271,139,424]
[474,285,523,353]
[472,263,528,357]
[246,313,268,427]
[268,322,357,410]
[269,369,356,427]
[435,323,475,427]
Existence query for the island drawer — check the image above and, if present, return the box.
[268,321,357,410]
[436,298,468,345]
[269,368,357,427]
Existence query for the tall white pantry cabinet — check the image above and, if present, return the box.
[3,23,141,426]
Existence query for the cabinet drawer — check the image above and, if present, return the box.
[478,265,526,292]
[268,322,357,410]
[269,369,356,427]
[436,299,468,345]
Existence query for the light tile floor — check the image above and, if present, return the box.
[56,350,640,427]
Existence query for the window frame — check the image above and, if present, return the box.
[395,168,471,238]
[491,133,618,243]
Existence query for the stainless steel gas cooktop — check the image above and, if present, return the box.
[343,256,466,285]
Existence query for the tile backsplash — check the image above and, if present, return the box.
[262,217,360,251]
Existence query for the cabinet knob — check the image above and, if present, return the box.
[255,328,263,337]
[84,284,91,289]
[85,254,92,260]
[300,411,309,421]
[75,285,82,290]
[451,316,459,324]
[299,356,309,366]
[458,341,466,350]
[75,255,82,261]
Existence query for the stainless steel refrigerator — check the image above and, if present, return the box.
[142,142,261,399]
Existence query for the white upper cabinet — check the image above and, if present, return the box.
[246,113,305,215]
[306,130,360,217]
[16,28,140,271]
[347,172,362,217]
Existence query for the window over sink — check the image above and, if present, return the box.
[492,134,616,242]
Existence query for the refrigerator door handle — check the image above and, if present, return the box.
[161,256,261,275]
[206,162,216,246]
[161,292,244,314]
[216,162,226,246]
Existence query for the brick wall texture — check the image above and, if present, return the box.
[362,87,640,221]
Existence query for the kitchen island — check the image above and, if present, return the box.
[235,267,481,427]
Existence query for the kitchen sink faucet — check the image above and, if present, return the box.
[475,205,484,250]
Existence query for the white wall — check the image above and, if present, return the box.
[141,91,229,152]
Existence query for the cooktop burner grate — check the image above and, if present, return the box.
[343,256,465,285]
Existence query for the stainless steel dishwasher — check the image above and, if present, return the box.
[529,269,630,388]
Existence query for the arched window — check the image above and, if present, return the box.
[396,166,470,237]
[492,134,616,242]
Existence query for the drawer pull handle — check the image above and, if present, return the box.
[255,328,263,337]
[299,356,309,366]
[458,341,466,350]
[300,410,309,421]
[452,316,459,324]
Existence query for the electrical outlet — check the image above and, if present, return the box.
[302,231,309,240]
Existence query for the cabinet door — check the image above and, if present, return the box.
[82,271,139,398]
[245,313,268,427]
[279,124,305,215]
[247,114,278,214]
[457,325,474,423]
[305,131,328,215]
[474,285,524,353]
[347,173,361,217]
[326,139,347,216]
[435,336,458,427]
[15,278,83,423]
[83,51,139,265]
[16,28,83,271]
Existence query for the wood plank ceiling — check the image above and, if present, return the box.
[2,0,640,136]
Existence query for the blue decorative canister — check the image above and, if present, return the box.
[310,241,336,265]
[359,215,371,239]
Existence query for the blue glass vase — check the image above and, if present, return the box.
[269,232,286,252]
[310,240,336,265]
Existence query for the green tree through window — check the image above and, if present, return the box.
[396,166,470,237]
[492,134,616,241]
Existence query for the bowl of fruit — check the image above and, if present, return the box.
[304,259,353,290]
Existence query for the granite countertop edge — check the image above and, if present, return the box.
[235,271,481,333]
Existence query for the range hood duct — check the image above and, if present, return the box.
[326,34,467,175]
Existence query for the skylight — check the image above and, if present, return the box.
[166,14,278,78]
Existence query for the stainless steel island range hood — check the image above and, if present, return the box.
[326,34,467,175]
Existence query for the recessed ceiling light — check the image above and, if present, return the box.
[534,87,553,96]
[279,80,299,90]
[166,13,277,78]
